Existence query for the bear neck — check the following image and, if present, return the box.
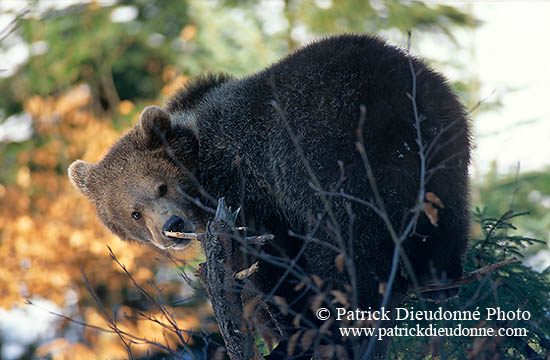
[171,76,286,225]
[185,78,271,210]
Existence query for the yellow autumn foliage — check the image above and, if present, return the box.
[0,82,207,356]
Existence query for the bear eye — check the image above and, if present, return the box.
[131,211,142,220]
[158,184,168,197]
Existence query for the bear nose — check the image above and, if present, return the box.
[162,215,186,236]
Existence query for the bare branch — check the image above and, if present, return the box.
[411,258,519,294]
[245,234,274,246]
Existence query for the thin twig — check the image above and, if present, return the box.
[410,258,519,294]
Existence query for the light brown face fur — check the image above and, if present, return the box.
[68,106,203,251]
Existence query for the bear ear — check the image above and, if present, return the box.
[138,105,172,148]
[68,160,94,197]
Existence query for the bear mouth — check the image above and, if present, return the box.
[165,238,192,250]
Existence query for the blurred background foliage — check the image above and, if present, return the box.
[0,0,548,359]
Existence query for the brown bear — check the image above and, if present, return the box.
[69,34,470,357]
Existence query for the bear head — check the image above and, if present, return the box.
[68,106,204,251]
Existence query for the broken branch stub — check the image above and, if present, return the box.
[235,261,260,281]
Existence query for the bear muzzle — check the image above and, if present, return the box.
[161,215,194,249]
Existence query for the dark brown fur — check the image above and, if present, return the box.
[69,34,471,357]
